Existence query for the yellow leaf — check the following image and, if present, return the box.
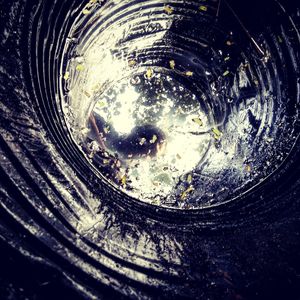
[185,71,193,76]
[199,5,207,11]
[82,9,91,15]
[146,68,153,79]
[104,126,110,134]
[121,175,126,186]
[180,185,194,200]
[150,135,158,144]
[76,64,84,71]
[139,137,146,145]
[223,70,230,76]
[128,60,137,67]
[63,71,70,80]
[169,60,175,69]
[245,165,251,172]
[192,117,203,126]
[164,5,173,15]
[212,128,222,140]
[98,101,106,108]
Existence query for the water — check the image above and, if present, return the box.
[60,0,299,209]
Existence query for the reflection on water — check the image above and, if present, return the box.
[83,74,211,207]
[61,0,299,208]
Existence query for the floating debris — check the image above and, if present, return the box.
[128,60,137,67]
[150,135,158,144]
[245,165,251,172]
[121,175,127,186]
[185,71,193,77]
[180,185,194,200]
[98,101,106,108]
[139,137,146,145]
[82,9,91,15]
[223,70,230,76]
[169,60,175,69]
[63,71,70,80]
[83,90,91,98]
[199,5,208,12]
[192,117,203,126]
[146,68,154,79]
[187,174,193,184]
[164,5,174,15]
[253,78,259,86]
[76,64,84,71]
[212,128,222,140]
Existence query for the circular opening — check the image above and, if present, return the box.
[60,0,299,209]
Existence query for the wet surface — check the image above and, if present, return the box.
[62,0,299,209]
[0,0,300,299]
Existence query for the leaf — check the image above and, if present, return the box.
[212,127,222,140]
[192,117,203,126]
[169,60,175,69]
[223,70,230,76]
[146,68,153,79]
[104,126,110,134]
[83,90,91,98]
[128,60,137,67]
[121,175,127,186]
[139,137,146,145]
[199,5,207,11]
[63,71,70,80]
[76,64,84,71]
[98,101,106,108]
[180,185,194,200]
[245,165,251,172]
[185,71,193,76]
[187,174,193,184]
[82,9,91,15]
[150,135,158,144]
[164,5,173,15]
